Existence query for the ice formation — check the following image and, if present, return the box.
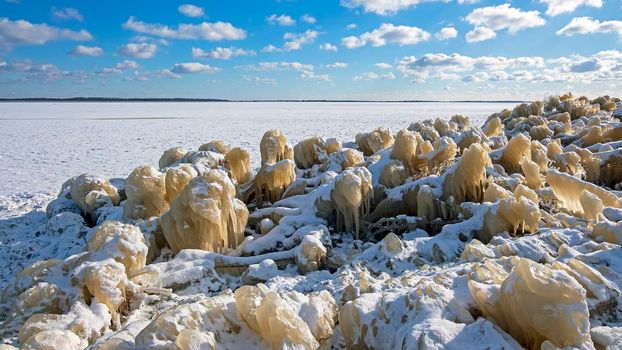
[68,174,120,221]
[123,165,168,220]
[3,93,622,350]
[161,169,248,253]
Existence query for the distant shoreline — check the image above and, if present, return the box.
[0,97,524,103]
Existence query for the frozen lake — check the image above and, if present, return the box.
[0,101,515,195]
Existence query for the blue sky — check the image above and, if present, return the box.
[0,0,620,100]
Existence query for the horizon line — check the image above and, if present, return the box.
[0,97,525,103]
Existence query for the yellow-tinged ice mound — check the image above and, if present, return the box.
[158,147,187,169]
[546,169,622,214]
[250,159,296,203]
[498,133,531,174]
[294,136,328,169]
[443,143,491,204]
[260,129,293,164]
[199,140,231,154]
[331,167,372,239]
[235,285,337,349]
[469,258,593,350]
[164,165,197,204]
[70,174,120,219]
[225,147,252,185]
[356,128,394,156]
[87,221,148,276]
[123,165,168,220]
[161,169,248,253]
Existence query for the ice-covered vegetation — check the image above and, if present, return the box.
[2,93,622,349]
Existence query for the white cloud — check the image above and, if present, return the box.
[70,45,103,56]
[346,23,357,30]
[0,60,81,81]
[538,0,602,16]
[301,14,317,24]
[266,14,296,26]
[556,17,622,38]
[376,63,392,69]
[457,0,480,3]
[158,69,181,79]
[116,60,139,70]
[261,45,280,53]
[340,0,423,16]
[171,62,220,74]
[319,43,338,51]
[122,17,246,41]
[354,71,396,81]
[466,4,545,35]
[242,75,276,85]
[342,23,430,48]
[300,71,332,82]
[178,4,204,18]
[192,47,255,60]
[264,30,319,52]
[395,50,622,84]
[284,30,319,50]
[241,61,314,72]
[466,26,496,42]
[326,62,348,68]
[237,61,330,82]
[0,17,92,48]
[435,27,458,40]
[96,60,139,75]
[51,7,83,22]
[118,42,157,59]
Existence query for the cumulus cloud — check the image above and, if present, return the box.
[319,43,338,51]
[342,23,430,48]
[192,47,255,60]
[0,60,82,81]
[354,71,396,81]
[325,62,348,68]
[538,0,602,16]
[346,23,357,30]
[340,0,423,16]
[466,26,496,42]
[376,63,392,69]
[178,4,204,18]
[240,61,314,72]
[51,7,83,22]
[263,30,319,52]
[556,17,622,38]
[70,45,103,56]
[284,30,319,50]
[301,14,317,24]
[96,60,139,75]
[435,27,458,40]
[396,50,622,84]
[118,42,157,59]
[122,17,246,41]
[266,14,296,26]
[170,62,220,74]
[466,4,545,37]
[0,17,92,48]
[237,61,330,82]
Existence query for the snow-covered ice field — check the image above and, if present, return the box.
[0,101,512,292]
[0,101,513,196]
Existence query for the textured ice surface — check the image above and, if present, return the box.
[0,102,513,195]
